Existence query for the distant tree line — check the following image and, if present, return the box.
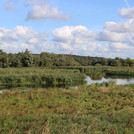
[0,49,134,68]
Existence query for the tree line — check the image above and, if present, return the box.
[0,49,134,68]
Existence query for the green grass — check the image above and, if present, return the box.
[0,84,134,134]
[0,68,86,85]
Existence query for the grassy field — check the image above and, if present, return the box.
[0,83,134,134]
[0,68,86,85]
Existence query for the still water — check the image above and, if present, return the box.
[86,76,134,85]
[1,76,134,92]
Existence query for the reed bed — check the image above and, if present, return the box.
[55,66,134,78]
[0,68,86,85]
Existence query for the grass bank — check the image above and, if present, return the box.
[0,84,134,134]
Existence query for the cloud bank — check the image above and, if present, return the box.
[51,15,134,58]
[1,19,134,58]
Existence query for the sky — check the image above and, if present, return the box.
[0,0,134,58]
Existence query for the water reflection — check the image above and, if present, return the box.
[1,76,134,91]
[86,76,134,85]
[0,81,85,91]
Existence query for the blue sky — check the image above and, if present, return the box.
[0,0,134,58]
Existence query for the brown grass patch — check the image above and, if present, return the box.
[98,87,111,93]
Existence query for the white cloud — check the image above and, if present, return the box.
[97,30,127,42]
[104,19,134,33]
[108,42,131,50]
[106,42,134,58]
[0,26,53,53]
[4,1,15,11]
[1,24,134,58]
[97,19,134,47]
[94,15,134,58]
[26,0,71,21]
[51,24,134,58]
[52,25,96,43]
[119,7,134,19]
[52,25,108,56]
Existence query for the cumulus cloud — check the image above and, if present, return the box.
[94,12,134,58]
[104,20,134,33]
[51,23,134,58]
[97,18,134,47]
[26,0,71,21]
[119,7,134,19]
[4,1,15,11]
[52,25,107,56]
[0,26,53,53]
[52,25,96,43]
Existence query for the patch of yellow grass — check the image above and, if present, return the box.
[98,87,111,93]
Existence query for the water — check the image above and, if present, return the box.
[86,76,134,85]
[0,82,85,91]
[1,76,134,92]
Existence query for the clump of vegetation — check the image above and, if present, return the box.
[84,67,104,79]
[0,84,133,133]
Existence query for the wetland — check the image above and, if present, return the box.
[0,67,134,134]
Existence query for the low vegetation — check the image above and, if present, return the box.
[0,84,134,134]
